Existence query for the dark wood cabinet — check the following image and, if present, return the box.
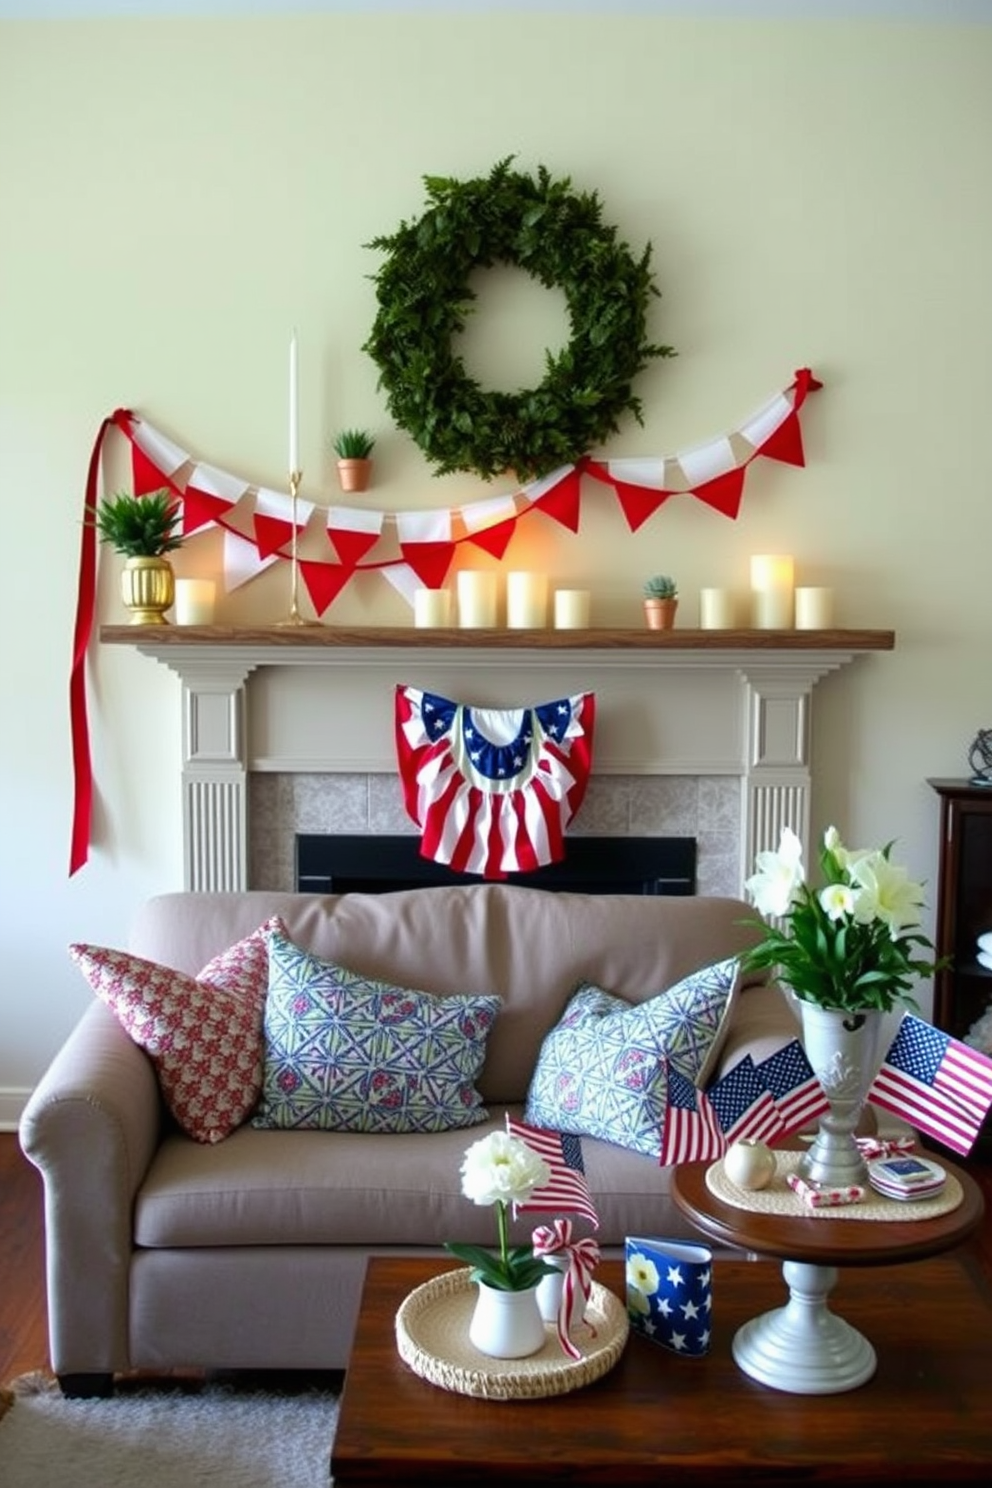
[928,779,992,1050]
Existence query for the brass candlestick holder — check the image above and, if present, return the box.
[278,469,307,627]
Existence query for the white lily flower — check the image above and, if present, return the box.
[850,855,925,934]
[745,825,805,917]
[819,883,854,921]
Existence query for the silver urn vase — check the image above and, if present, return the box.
[798,1003,885,1189]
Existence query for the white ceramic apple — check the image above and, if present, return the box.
[723,1138,777,1190]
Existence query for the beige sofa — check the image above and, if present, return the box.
[20,884,799,1396]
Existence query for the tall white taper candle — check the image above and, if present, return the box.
[289,329,299,473]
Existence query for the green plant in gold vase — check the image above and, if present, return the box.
[92,488,183,625]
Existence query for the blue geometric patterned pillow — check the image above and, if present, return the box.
[523,958,741,1158]
[252,930,501,1133]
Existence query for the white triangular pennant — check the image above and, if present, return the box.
[222,528,278,592]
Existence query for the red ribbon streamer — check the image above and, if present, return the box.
[68,408,131,875]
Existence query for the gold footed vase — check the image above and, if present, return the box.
[121,556,175,625]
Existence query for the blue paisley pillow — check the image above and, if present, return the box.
[523,958,741,1158]
[252,929,501,1133]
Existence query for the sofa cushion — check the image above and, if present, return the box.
[251,928,500,1133]
[523,956,741,1158]
[68,917,282,1144]
[133,1107,694,1250]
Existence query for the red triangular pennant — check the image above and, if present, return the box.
[300,560,352,617]
[758,409,806,467]
[533,468,582,532]
[399,541,456,589]
[690,465,747,518]
[131,441,172,496]
[182,484,236,536]
[466,516,518,559]
[612,481,674,533]
[253,513,298,559]
[326,525,380,568]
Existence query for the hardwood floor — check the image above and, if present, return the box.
[1,1132,990,1387]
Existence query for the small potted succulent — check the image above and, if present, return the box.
[642,574,678,630]
[332,428,376,493]
[91,488,183,625]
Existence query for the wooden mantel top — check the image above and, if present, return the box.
[100,625,895,652]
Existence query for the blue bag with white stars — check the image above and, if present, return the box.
[625,1237,713,1356]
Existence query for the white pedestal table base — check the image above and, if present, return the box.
[731,1260,876,1394]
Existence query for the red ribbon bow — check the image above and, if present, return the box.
[532,1219,600,1361]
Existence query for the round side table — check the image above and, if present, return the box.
[671,1149,984,1395]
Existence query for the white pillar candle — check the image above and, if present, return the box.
[750,554,795,629]
[699,587,737,629]
[506,571,549,628]
[456,570,498,628]
[288,328,299,474]
[794,586,835,630]
[413,588,452,628]
[553,588,591,629]
[173,578,216,626]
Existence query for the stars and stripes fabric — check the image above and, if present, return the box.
[754,1039,831,1137]
[659,1058,785,1165]
[867,1013,992,1156]
[658,1066,726,1164]
[505,1115,600,1230]
[395,686,595,881]
[706,1054,785,1147]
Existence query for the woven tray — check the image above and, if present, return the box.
[395,1268,629,1400]
[707,1148,963,1221]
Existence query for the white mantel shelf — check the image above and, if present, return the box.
[99,625,895,892]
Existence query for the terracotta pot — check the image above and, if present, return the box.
[644,597,678,630]
[336,458,372,493]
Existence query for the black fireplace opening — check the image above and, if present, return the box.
[295,835,696,897]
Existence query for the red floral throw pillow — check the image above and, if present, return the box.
[68,916,284,1143]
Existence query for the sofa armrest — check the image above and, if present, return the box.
[18,1001,163,1375]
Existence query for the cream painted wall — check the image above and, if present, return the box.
[2,10,991,1121]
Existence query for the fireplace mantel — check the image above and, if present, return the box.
[101,626,894,892]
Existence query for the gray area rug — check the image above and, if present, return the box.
[0,1371,341,1488]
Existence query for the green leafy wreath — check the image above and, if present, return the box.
[362,158,675,481]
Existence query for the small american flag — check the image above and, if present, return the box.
[706,1055,785,1147]
[755,1039,831,1137]
[658,1066,725,1165]
[506,1115,600,1230]
[867,1014,992,1156]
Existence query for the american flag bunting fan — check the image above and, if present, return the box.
[395,686,595,880]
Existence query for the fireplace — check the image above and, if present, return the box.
[295,833,696,896]
[106,627,893,895]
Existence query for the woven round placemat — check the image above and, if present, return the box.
[706,1148,963,1221]
[395,1268,629,1400]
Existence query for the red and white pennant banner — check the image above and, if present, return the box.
[68,369,819,875]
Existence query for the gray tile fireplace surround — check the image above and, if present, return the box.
[248,771,741,897]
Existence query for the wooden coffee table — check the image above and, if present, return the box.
[331,1251,992,1485]
[671,1149,984,1394]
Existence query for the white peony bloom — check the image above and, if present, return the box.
[459,1131,551,1208]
